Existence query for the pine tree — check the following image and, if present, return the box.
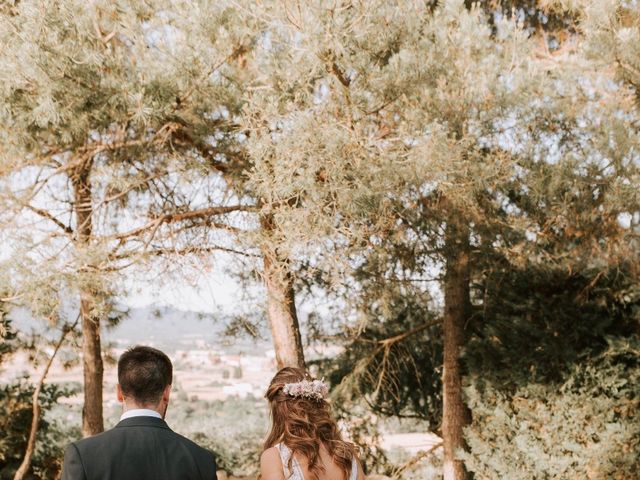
[242,1,639,478]
[0,0,252,434]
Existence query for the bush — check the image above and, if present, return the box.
[0,380,79,479]
[0,315,79,479]
[462,338,640,479]
[168,396,267,477]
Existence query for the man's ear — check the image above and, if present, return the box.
[117,384,124,403]
[162,384,171,404]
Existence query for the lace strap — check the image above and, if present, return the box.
[277,444,357,480]
[275,443,304,480]
[350,456,358,480]
[275,444,291,477]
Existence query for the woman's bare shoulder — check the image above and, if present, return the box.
[260,447,285,480]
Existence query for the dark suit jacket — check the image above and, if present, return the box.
[61,416,217,480]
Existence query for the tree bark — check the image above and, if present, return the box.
[72,164,104,437]
[260,216,305,369]
[442,218,472,480]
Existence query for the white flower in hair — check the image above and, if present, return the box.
[282,378,328,401]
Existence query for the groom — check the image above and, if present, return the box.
[61,345,217,480]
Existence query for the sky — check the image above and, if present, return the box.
[120,258,246,314]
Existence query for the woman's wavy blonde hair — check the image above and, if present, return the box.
[263,367,357,480]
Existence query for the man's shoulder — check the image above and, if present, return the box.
[68,427,120,451]
[68,420,215,465]
[62,423,216,479]
[166,428,217,473]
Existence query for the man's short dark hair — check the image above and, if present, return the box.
[118,345,173,406]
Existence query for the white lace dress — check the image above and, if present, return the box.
[276,443,359,480]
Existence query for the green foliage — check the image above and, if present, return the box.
[462,338,640,479]
[323,293,443,428]
[0,317,79,479]
[166,395,268,477]
[460,261,640,476]
[0,380,79,480]
[467,262,640,388]
[338,405,393,476]
[0,0,255,327]
[0,311,18,364]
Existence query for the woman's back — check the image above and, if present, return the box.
[260,367,365,480]
[261,442,364,480]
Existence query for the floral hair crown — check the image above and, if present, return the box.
[282,378,329,401]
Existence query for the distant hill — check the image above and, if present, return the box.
[9,305,270,353]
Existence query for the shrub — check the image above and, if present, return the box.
[0,380,79,479]
[462,338,640,479]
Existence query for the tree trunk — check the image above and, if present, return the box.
[260,216,305,369]
[442,218,472,480]
[72,164,104,437]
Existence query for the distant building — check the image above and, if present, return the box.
[221,354,241,366]
[240,355,270,372]
[175,349,216,366]
[222,382,254,398]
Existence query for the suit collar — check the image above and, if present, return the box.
[116,416,170,429]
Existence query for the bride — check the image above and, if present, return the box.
[260,367,366,480]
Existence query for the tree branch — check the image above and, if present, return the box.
[391,441,443,480]
[330,61,351,88]
[37,122,181,181]
[378,318,442,347]
[143,245,260,258]
[102,244,259,270]
[110,205,256,240]
[174,45,248,109]
[24,204,73,235]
